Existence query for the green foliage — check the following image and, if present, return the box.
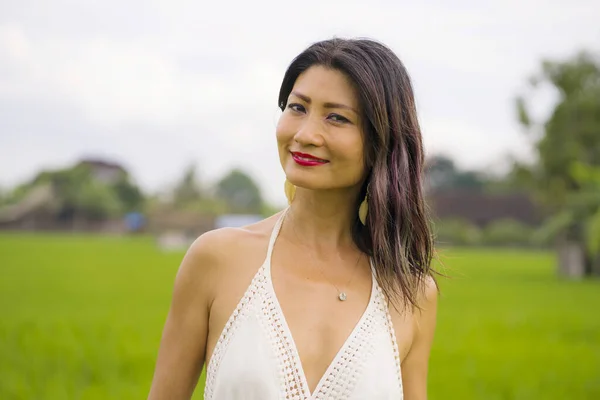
[434,218,539,248]
[433,218,482,246]
[532,162,600,254]
[482,219,535,247]
[260,202,284,218]
[587,209,600,255]
[515,50,600,269]
[172,163,203,207]
[426,155,487,192]
[152,165,271,216]
[532,210,574,247]
[570,162,600,255]
[5,172,55,206]
[515,96,531,127]
[112,176,145,213]
[2,162,146,220]
[516,51,600,204]
[75,179,122,219]
[1,235,599,399]
[3,159,278,224]
[178,197,229,215]
[216,168,263,214]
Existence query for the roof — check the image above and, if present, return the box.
[77,158,126,171]
[428,190,543,227]
[0,184,55,222]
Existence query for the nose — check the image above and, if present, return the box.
[293,116,324,147]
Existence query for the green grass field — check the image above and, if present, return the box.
[0,233,599,399]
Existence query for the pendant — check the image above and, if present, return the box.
[338,292,347,301]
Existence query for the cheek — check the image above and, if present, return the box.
[338,131,365,162]
[275,114,295,145]
[335,131,366,179]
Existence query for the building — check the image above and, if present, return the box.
[427,189,543,227]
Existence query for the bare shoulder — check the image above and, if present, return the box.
[416,274,439,314]
[411,274,439,342]
[405,274,438,337]
[148,213,284,399]
[187,210,282,259]
[389,275,438,320]
[178,211,284,293]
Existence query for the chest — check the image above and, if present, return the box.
[271,260,372,387]
[206,253,415,373]
[271,246,415,365]
[205,265,404,400]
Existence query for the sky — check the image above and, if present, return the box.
[1,0,599,206]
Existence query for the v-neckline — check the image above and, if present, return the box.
[264,209,377,398]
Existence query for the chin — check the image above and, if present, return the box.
[285,168,321,189]
[285,174,314,189]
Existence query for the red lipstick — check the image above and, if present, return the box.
[291,152,329,167]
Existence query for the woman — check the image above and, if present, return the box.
[148,37,438,400]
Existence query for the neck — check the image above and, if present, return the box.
[282,186,362,255]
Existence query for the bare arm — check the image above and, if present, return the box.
[148,232,220,399]
[400,277,438,400]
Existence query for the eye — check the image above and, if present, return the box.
[287,103,306,113]
[328,113,350,124]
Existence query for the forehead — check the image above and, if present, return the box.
[291,65,359,108]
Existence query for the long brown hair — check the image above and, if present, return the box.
[278,38,436,310]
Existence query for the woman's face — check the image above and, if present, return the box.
[276,65,366,192]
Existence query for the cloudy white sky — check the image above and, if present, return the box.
[1,0,599,205]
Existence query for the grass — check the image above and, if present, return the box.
[430,248,600,399]
[0,233,599,399]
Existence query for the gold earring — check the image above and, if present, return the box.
[358,195,368,225]
[284,179,296,205]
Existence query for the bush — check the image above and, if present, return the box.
[433,218,482,246]
[482,219,535,247]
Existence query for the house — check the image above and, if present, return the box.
[0,157,131,233]
[76,158,127,185]
[214,214,263,229]
[427,189,543,227]
[0,184,58,230]
[148,208,216,251]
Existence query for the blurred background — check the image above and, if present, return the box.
[0,0,599,399]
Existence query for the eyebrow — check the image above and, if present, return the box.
[290,91,358,114]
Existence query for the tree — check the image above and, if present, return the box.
[216,168,263,214]
[425,155,457,191]
[172,163,203,207]
[515,50,600,277]
[425,154,487,192]
[50,164,125,221]
[112,175,145,213]
[74,179,122,220]
[4,161,146,223]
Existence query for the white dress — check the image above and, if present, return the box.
[204,208,403,399]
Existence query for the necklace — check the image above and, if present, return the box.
[316,252,362,301]
[287,210,363,301]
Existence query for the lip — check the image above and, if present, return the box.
[290,151,329,167]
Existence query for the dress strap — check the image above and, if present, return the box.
[368,257,377,278]
[263,207,289,274]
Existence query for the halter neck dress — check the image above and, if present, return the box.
[204,208,403,399]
